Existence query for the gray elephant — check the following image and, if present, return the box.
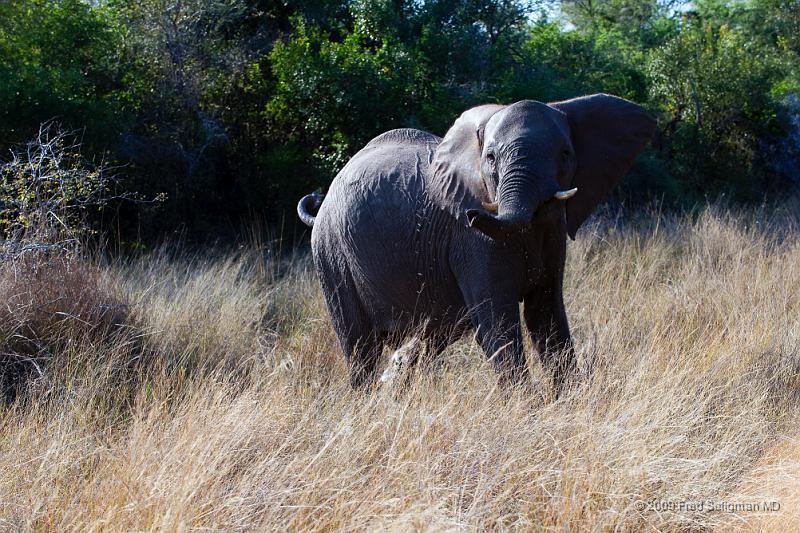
[298,94,655,394]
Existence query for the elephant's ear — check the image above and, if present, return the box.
[551,94,656,239]
[429,104,505,224]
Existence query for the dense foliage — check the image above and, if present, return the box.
[0,0,798,243]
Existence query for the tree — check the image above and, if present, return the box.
[0,0,124,149]
[647,14,784,200]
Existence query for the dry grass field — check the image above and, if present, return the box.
[1,205,799,531]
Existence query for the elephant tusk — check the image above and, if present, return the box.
[481,201,499,213]
[554,188,578,200]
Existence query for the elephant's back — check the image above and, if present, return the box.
[365,128,441,147]
[316,128,440,229]
[331,128,440,190]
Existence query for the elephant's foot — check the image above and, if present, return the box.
[380,336,420,384]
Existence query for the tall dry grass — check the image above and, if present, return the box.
[1,206,799,531]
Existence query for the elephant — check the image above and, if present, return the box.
[297,94,655,394]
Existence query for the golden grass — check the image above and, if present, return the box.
[1,206,799,531]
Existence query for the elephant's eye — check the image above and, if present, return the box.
[486,153,496,166]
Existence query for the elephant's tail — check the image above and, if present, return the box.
[297,191,324,227]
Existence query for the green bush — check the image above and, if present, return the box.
[0,0,125,150]
[647,18,785,202]
[268,20,418,176]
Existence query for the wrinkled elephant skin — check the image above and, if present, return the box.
[297,94,656,394]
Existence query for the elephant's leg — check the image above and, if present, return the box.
[407,329,453,374]
[452,255,527,383]
[523,285,574,397]
[380,333,418,384]
[380,329,451,385]
[424,330,453,360]
[349,332,387,389]
[467,298,527,383]
[315,259,383,389]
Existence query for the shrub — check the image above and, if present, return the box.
[0,124,134,401]
[0,123,130,251]
[647,18,785,202]
[0,251,130,402]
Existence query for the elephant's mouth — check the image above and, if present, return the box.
[466,188,577,240]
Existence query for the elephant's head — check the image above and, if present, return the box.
[430,94,656,239]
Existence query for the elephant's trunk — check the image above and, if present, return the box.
[467,172,558,240]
